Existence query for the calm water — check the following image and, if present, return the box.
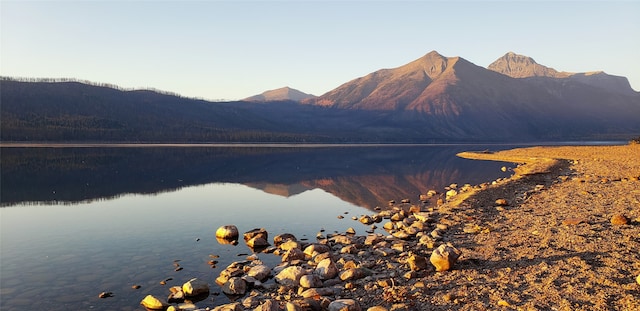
[0,145,514,310]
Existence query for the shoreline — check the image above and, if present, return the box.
[142,144,639,310]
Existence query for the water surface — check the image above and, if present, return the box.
[1,145,514,310]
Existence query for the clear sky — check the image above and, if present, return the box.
[2,1,639,100]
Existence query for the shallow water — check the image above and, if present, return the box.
[0,145,514,310]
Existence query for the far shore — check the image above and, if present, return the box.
[0,141,628,148]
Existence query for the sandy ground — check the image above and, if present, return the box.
[423,144,640,310]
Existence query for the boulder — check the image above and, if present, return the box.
[279,240,302,251]
[222,277,247,295]
[275,266,307,286]
[315,258,338,280]
[216,225,239,240]
[140,295,169,310]
[182,278,210,297]
[167,286,185,303]
[247,264,271,281]
[430,243,462,272]
[328,299,362,311]
[245,228,270,248]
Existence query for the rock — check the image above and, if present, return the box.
[300,287,336,298]
[611,214,629,225]
[245,228,270,248]
[255,299,279,311]
[212,302,244,311]
[430,243,462,272]
[222,277,247,295]
[331,235,353,245]
[279,240,302,251]
[282,248,306,262]
[98,291,113,298]
[274,233,297,246]
[244,228,269,241]
[216,225,239,240]
[367,307,389,311]
[408,254,428,271]
[248,264,271,281]
[328,299,362,311]
[131,284,141,289]
[167,286,185,303]
[275,266,307,286]
[359,215,374,225]
[182,278,210,297]
[364,234,384,245]
[445,189,457,200]
[303,244,331,258]
[346,227,356,234]
[140,295,169,310]
[339,268,364,281]
[315,258,338,280]
[637,274,640,285]
[299,274,323,288]
[495,198,508,206]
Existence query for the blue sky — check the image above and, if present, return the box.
[2,1,639,100]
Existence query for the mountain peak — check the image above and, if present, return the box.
[244,86,316,102]
[488,52,569,78]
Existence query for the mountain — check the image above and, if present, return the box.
[488,52,636,95]
[304,50,640,140]
[244,87,316,102]
[2,50,640,143]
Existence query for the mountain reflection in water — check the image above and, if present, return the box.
[0,145,514,208]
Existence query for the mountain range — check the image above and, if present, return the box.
[1,51,639,142]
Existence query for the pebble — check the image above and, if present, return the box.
[98,291,113,298]
[637,274,640,285]
[610,214,629,225]
[131,285,141,289]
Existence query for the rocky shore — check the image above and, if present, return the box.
[137,144,640,311]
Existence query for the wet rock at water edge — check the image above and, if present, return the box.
[329,299,362,311]
[430,243,462,272]
[182,277,210,297]
[140,294,169,310]
[610,214,629,225]
[167,286,185,303]
[216,225,239,240]
[273,233,297,246]
[98,291,113,298]
[244,228,270,248]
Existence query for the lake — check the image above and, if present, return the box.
[0,144,515,310]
